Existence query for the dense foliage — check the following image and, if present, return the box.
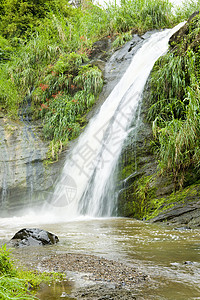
[0,245,63,299]
[107,0,174,33]
[0,0,180,159]
[149,14,200,189]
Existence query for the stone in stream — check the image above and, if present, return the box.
[184,261,194,265]
[174,226,191,231]
[10,228,59,247]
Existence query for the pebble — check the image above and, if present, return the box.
[40,253,147,288]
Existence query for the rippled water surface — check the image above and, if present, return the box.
[0,217,200,299]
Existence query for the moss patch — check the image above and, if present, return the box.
[145,182,200,220]
[117,174,157,219]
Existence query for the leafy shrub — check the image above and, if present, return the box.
[0,35,13,61]
[33,58,101,157]
[0,0,70,38]
[53,52,88,75]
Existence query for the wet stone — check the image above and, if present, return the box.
[10,228,59,247]
[184,261,194,265]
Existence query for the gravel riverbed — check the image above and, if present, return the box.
[15,251,148,299]
[39,253,148,288]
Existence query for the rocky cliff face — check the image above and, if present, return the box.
[0,116,64,216]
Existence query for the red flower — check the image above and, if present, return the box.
[72,99,79,103]
[41,103,49,109]
[40,83,49,91]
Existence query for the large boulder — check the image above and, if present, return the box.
[10,228,59,247]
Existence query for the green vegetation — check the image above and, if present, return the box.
[117,173,157,219]
[0,0,176,160]
[149,14,200,189]
[0,244,63,300]
[107,0,174,34]
[112,31,133,48]
[145,181,200,220]
[175,0,200,20]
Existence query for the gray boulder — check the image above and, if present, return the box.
[10,228,59,247]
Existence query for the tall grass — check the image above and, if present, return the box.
[106,0,174,34]
[148,53,189,122]
[149,14,200,188]
[152,85,200,189]
[0,66,19,116]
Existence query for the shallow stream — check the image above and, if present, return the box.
[0,217,200,299]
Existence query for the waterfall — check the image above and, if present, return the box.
[48,23,185,219]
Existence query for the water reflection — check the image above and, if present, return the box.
[36,281,74,300]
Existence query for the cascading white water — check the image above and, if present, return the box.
[47,22,185,219]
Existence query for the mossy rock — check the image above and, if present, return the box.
[169,11,200,54]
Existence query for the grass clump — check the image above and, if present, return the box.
[107,0,174,34]
[34,61,103,160]
[0,244,64,300]
[112,31,133,48]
